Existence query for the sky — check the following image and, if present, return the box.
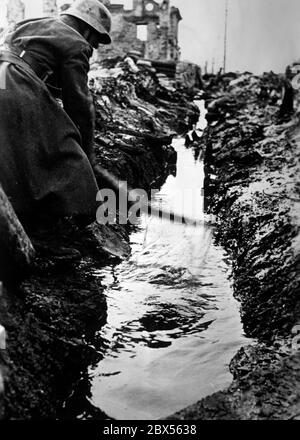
[1,0,300,74]
[171,0,300,74]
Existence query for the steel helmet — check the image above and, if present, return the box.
[62,0,112,45]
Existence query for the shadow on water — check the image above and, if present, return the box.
[62,101,251,420]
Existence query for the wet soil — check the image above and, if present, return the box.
[168,73,300,420]
[2,64,299,421]
[0,59,199,419]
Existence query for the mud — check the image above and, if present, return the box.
[168,73,300,420]
[2,62,299,421]
[0,58,199,419]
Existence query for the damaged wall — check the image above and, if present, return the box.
[5,0,58,25]
[7,0,25,25]
[97,3,145,60]
[43,0,58,16]
[4,1,182,62]
[97,0,182,61]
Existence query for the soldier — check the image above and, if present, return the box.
[0,0,111,236]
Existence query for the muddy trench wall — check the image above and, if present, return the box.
[168,72,300,420]
[0,57,199,419]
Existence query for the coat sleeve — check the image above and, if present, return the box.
[60,48,96,163]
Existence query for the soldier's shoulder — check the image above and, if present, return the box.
[54,19,92,54]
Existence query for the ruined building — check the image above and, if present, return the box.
[6,0,25,25]
[98,0,182,62]
[6,0,58,25]
[43,0,58,16]
[3,1,200,90]
[5,0,182,62]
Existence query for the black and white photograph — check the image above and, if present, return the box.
[0,0,299,428]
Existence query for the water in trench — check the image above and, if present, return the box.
[76,102,249,420]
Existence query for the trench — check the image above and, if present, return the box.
[64,101,250,420]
